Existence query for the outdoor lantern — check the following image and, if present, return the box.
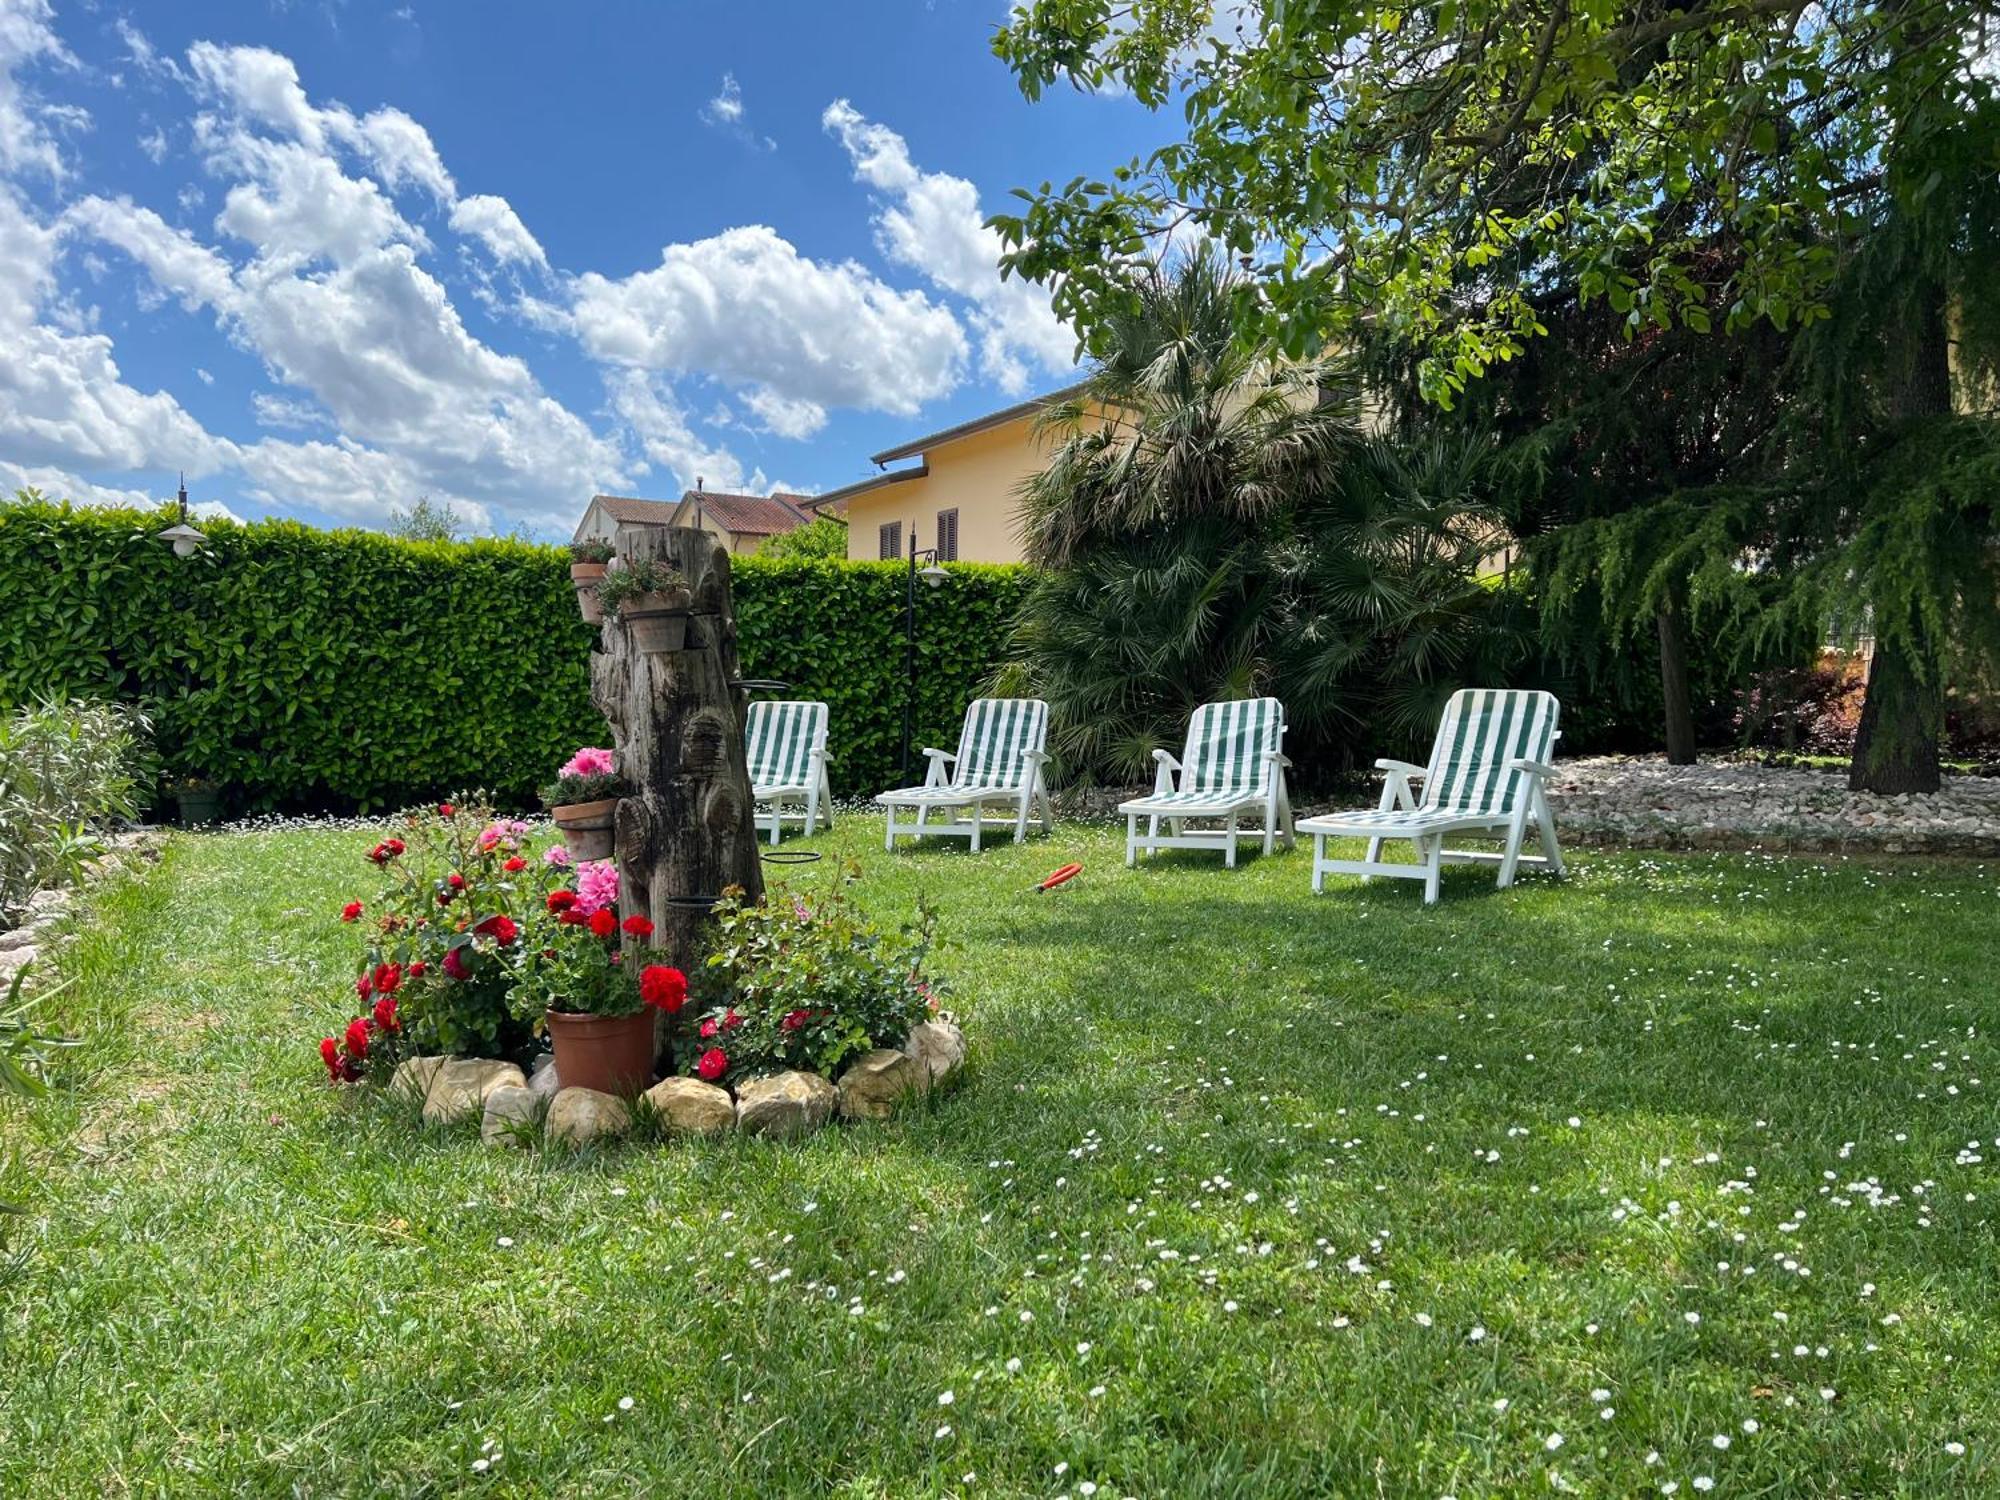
[919,558,948,588]
[156,475,206,557]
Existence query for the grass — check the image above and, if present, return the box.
[3,819,1999,1497]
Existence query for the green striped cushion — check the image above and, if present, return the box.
[1423,689,1560,816]
[1180,698,1285,799]
[745,700,827,790]
[953,699,1048,791]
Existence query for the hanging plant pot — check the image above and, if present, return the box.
[551,796,618,861]
[544,1009,655,1096]
[617,588,695,654]
[570,562,608,624]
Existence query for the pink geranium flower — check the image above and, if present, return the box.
[543,845,573,868]
[573,858,618,916]
[560,747,616,779]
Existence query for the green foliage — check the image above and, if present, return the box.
[993,0,1999,406]
[757,515,848,559]
[385,496,464,544]
[0,502,1027,806]
[537,771,627,809]
[0,698,150,919]
[567,539,615,564]
[998,252,1525,781]
[686,869,939,1084]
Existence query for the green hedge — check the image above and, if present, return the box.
[0,503,1027,811]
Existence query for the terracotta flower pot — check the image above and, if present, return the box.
[618,588,693,654]
[571,562,608,624]
[552,796,618,861]
[545,1009,656,1096]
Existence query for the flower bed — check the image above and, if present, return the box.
[316,754,961,1147]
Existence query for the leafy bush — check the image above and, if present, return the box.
[680,871,940,1085]
[0,501,1027,807]
[0,699,149,920]
[509,905,686,1027]
[596,557,687,617]
[758,515,848,560]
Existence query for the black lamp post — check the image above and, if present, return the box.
[899,526,949,783]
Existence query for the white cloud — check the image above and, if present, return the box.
[0,458,158,507]
[700,72,774,151]
[823,100,1075,394]
[741,385,827,440]
[570,224,966,429]
[450,192,546,267]
[606,369,746,492]
[0,0,79,178]
[138,125,167,163]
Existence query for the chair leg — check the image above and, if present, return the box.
[1262,799,1275,857]
[1498,807,1528,888]
[883,809,896,852]
[1013,792,1030,843]
[1126,815,1139,868]
[1146,813,1160,861]
[1226,812,1239,868]
[1278,776,1295,848]
[1311,834,1327,894]
[1422,838,1443,904]
[1362,835,1383,883]
[1537,790,1565,877]
[971,809,983,853]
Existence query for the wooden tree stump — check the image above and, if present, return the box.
[589,524,764,982]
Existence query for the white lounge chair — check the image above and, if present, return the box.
[876,698,1053,851]
[1119,697,1294,867]
[1297,687,1565,903]
[746,699,833,845]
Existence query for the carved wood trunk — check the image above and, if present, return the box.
[588,524,765,982]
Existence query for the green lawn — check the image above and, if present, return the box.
[4,821,1998,1497]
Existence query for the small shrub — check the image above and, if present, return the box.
[597,559,687,619]
[0,699,149,920]
[568,539,615,565]
[509,905,687,1029]
[680,869,941,1085]
[538,746,626,809]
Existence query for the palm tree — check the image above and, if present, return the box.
[1001,249,1525,783]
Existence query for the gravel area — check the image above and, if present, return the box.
[1544,754,2000,855]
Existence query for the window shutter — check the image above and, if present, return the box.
[879,521,902,560]
[936,508,959,562]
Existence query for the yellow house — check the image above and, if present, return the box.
[812,383,1089,564]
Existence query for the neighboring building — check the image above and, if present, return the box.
[812,383,1091,565]
[573,489,818,554]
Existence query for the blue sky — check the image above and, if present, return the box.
[0,0,1161,536]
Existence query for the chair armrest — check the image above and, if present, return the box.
[1021,749,1051,763]
[1375,759,1428,779]
[922,747,955,763]
[1265,750,1292,768]
[1151,748,1184,772]
[1508,757,1558,778]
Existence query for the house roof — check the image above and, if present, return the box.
[868,379,1093,466]
[589,494,680,526]
[681,490,815,536]
[805,465,929,514]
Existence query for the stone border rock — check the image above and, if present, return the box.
[388,1018,968,1150]
[1540,755,2000,856]
[0,829,164,992]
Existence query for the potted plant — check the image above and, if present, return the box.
[513,897,688,1096]
[540,747,625,861]
[598,558,693,653]
[163,773,221,826]
[568,539,615,624]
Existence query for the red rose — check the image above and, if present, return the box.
[724,1008,743,1031]
[588,909,617,938]
[639,965,687,1013]
[436,888,454,906]
[781,1008,810,1033]
[368,843,390,865]
[373,962,401,994]
[474,914,519,945]
[438,802,455,817]
[355,972,373,999]
[696,1048,728,1082]
[344,1017,370,1060]
[408,960,427,977]
[622,914,655,939]
[442,946,471,981]
[372,995,399,1032]
[699,1017,719,1040]
[319,1036,340,1078]
[546,890,577,913]
[558,908,587,926]
[385,838,405,857]
[448,872,466,890]
[340,901,363,923]
[503,856,527,873]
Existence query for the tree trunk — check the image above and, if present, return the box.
[589,524,764,990]
[1848,272,1952,794]
[1655,594,1697,765]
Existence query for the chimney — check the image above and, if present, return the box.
[696,475,704,491]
